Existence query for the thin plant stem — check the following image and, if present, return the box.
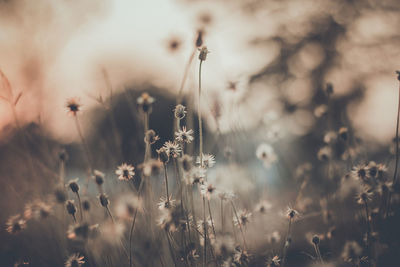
[163,163,170,205]
[105,206,114,223]
[165,231,177,267]
[220,198,224,234]
[386,82,400,217]
[74,115,93,190]
[313,243,324,265]
[281,218,292,267]
[203,196,207,267]
[207,200,216,237]
[129,178,145,267]
[177,48,197,104]
[198,60,204,166]
[230,201,247,250]
[76,192,83,222]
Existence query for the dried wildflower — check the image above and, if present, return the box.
[54,188,67,204]
[24,200,52,220]
[66,200,77,216]
[174,104,187,119]
[351,164,370,182]
[116,163,135,181]
[198,46,210,61]
[312,235,320,245]
[157,196,176,210]
[65,98,81,116]
[233,248,250,265]
[317,146,332,161]
[157,147,169,163]
[200,182,216,200]
[255,200,272,213]
[93,170,105,186]
[180,154,193,172]
[256,143,277,168]
[67,178,80,193]
[356,187,373,204]
[144,129,159,145]
[286,208,299,220]
[175,127,194,144]
[65,253,85,267]
[196,153,216,168]
[197,218,213,235]
[136,92,155,113]
[233,210,252,227]
[163,141,182,158]
[6,215,26,234]
[158,206,183,232]
[99,193,110,207]
[266,255,281,266]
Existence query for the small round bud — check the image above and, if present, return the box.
[174,104,187,120]
[68,179,80,193]
[137,92,155,113]
[99,193,109,207]
[312,235,320,245]
[66,200,77,215]
[145,130,160,145]
[195,30,203,47]
[58,149,68,162]
[198,46,210,61]
[93,170,104,186]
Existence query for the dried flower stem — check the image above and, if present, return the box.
[281,217,293,267]
[105,206,114,223]
[129,178,145,267]
[74,115,93,186]
[163,163,170,206]
[166,230,177,267]
[177,49,196,104]
[144,111,150,162]
[75,192,83,222]
[230,200,247,250]
[387,82,400,217]
[207,200,216,237]
[220,198,224,234]
[313,243,324,265]
[203,195,207,267]
[198,60,204,166]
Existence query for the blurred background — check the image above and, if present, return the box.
[1,0,400,266]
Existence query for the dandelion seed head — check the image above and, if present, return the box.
[234,210,252,227]
[116,163,135,181]
[351,164,370,182]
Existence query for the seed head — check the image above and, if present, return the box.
[175,127,194,144]
[144,129,160,145]
[99,193,110,207]
[198,46,210,61]
[65,98,82,116]
[67,178,80,193]
[163,141,182,158]
[116,163,135,181]
[286,208,299,220]
[93,170,105,186]
[195,30,203,47]
[136,92,155,113]
[174,104,187,119]
[65,253,85,267]
[157,147,169,163]
[66,200,77,216]
[6,215,26,234]
[312,235,320,245]
[54,188,67,203]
